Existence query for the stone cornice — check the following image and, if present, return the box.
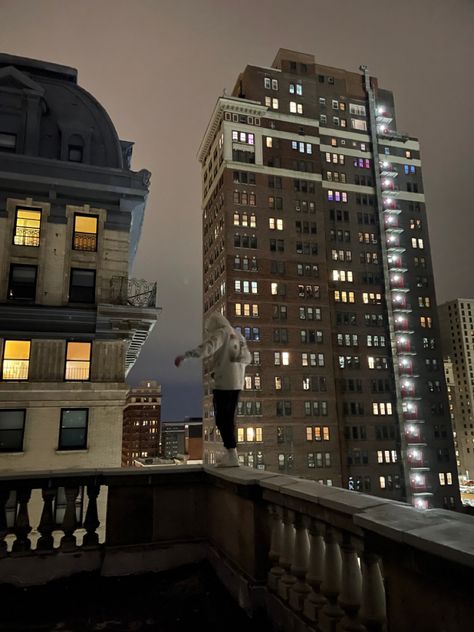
[198,96,267,164]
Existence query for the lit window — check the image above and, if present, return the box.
[447,473,452,485]
[237,428,245,442]
[58,409,88,450]
[271,282,278,295]
[14,208,41,247]
[379,476,386,489]
[73,214,98,252]
[272,98,279,109]
[351,119,367,131]
[282,352,289,366]
[266,137,273,148]
[246,427,255,442]
[439,472,446,486]
[1,340,30,380]
[65,342,91,380]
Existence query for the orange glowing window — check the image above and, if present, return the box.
[73,214,98,251]
[65,342,91,381]
[14,208,41,246]
[2,340,31,380]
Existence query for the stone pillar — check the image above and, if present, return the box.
[83,484,100,547]
[303,518,327,623]
[277,507,297,601]
[268,504,285,591]
[12,487,32,552]
[360,552,387,632]
[37,488,56,551]
[339,533,365,632]
[320,525,344,631]
[60,486,79,550]
[289,512,311,611]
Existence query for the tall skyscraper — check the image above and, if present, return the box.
[199,49,460,510]
[0,54,157,521]
[122,380,162,466]
[439,299,474,483]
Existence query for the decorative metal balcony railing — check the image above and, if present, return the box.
[73,232,97,252]
[0,467,471,632]
[13,227,40,247]
[109,276,157,308]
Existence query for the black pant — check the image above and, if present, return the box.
[213,389,240,449]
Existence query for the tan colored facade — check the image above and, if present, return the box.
[439,300,474,482]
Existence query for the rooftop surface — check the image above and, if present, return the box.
[0,562,272,632]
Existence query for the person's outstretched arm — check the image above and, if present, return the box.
[175,328,226,367]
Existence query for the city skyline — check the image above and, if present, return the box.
[0,0,472,418]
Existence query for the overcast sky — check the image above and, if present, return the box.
[1,0,473,419]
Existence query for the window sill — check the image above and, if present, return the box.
[0,451,24,456]
[55,449,89,454]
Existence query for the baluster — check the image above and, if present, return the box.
[0,489,9,557]
[339,533,365,632]
[320,525,344,631]
[289,513,311,611]
[83,484,100,547]
[60,486,79,550]
[359,552,387,632]
[303,518,327,624]
[37,487,56,551]
[268,504,285,591]
[277,507,297,601]
[12,487,32,552]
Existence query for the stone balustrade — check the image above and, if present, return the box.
[0,466,473,632]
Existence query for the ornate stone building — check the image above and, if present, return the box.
[0,54,157,522]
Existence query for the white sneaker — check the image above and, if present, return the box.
[215,448,240,468]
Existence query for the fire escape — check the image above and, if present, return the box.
[362,67,431,509]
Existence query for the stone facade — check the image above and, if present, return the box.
[0,53,157,505]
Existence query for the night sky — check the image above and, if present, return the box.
[1,0,473,419]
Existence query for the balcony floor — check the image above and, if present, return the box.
[0,561,271,632]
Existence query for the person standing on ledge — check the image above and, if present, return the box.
[175,312,251,467]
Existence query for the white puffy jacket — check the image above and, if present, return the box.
[183,313,251,390]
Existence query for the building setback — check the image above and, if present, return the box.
[0,54,157,522]
[199,49,459,510]
[122,380,162,466]
[439,299,474,483]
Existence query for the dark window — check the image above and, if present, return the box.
[73,214,98,252]
[0,409,25,452]
[69,269,96,303]
[0,132,17,152]
[8,264,37,301]
[68,145,83,162]
[58,409,88,450]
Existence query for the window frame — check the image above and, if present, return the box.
[64,341,92,382]
[0,409,26,453]
[72,213,99,252]
[13,206,42,247]
[69,268,96,304]
[58,408,89,451]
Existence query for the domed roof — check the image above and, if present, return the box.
[0,53,124,168]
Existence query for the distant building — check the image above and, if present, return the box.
[122,380,162,466]
[199,48,459,509]
[0,54,158,522]
[162,418,203,462]
[439,299,474,484]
